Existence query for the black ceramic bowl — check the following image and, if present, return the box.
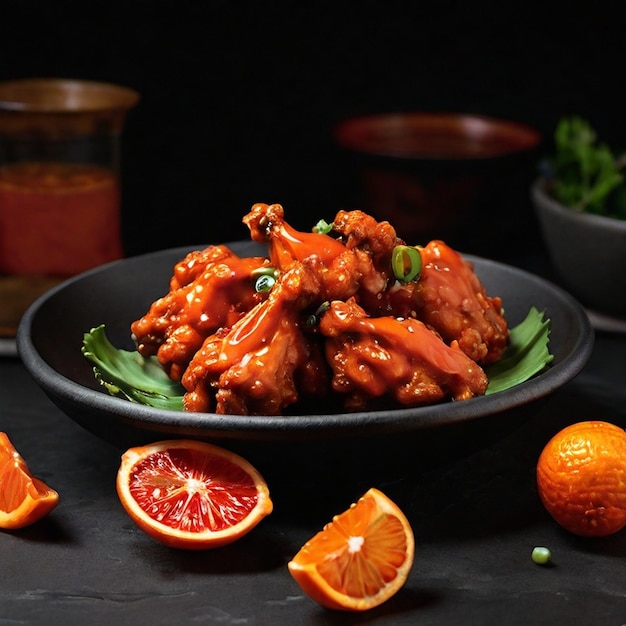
[17,241,593,465]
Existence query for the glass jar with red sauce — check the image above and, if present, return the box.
[0,78,139,338]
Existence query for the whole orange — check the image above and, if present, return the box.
[536,421,626,537]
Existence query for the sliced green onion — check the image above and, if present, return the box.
[251,266,277,278]
[305,301,330,327]
[252,266,278,292]
[531,546,552,565]
[392,245,422,283]
[313,219,333,234]
[255,274,276,293]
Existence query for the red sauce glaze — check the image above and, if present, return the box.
[320,297,488,409]
[243,202,346,269]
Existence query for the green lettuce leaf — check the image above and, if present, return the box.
[82,307,553,410]
[485,306,553,395]
[82,325,184,410]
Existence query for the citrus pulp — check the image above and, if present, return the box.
[116,439,272,549]
[288,487,414,611]
[0,432,59,529]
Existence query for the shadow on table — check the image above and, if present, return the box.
[231,383,626,544]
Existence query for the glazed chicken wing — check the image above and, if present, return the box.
[130,245,269,380]
[181,258,328,415]
[244,202,346,269]
[243,202,380,302]
[328,211,508,364]
[365,241,509,365]
[379,240,509,365]
[319,297,488,411]
[330,209,400,304]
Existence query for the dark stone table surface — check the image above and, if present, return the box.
[1,269,626,625]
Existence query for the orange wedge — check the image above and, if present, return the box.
[288,487,414,611]
[0,432,59,529]
[116,439,273,550]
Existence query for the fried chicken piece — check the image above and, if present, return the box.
[181,259,328,415]
[332,209,402,259]
[243,202,376,302]
[380,240,509,365]
[169,244,232,290]
[330,211,508,364]
[130,245,270,380]
[244,202,346,269]
[319,297,488,411]
[330,209,400,303]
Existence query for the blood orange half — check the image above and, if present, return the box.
[116,439,273,549]
[288,487,414,611]
[0,432,59,529]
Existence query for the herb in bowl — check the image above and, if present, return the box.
[542,116,626,219]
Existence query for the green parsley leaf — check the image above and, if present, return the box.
[485,307,553,395]
[82,325,184,410]
[547,116,626,218]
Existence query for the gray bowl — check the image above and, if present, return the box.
[532,178,626,319]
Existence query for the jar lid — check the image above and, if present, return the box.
[0,78,139,113]
[0,78,139,137]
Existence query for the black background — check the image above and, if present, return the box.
[2,0,625,257]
